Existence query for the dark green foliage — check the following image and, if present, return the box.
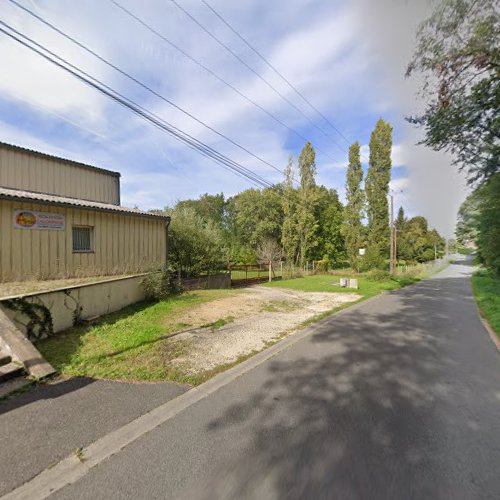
[360,245,386,271]
[141,269,182,301]
[472,269,500,336]
[395,206,406,232]
[313,186,345,266]
[475,173,500,274]
[168,206,226,276]
[456,189,481,244]
[175,193,226,228]
[366,119,393,259]
[342,142,364,270]
[397,216,444,263]
[297,142,318,268]
[281,156,299,265]
[226,186,284,250]
[3,298,53,341]
[455,173,500,274]
[407,0,500,182]
[365,269,392,282]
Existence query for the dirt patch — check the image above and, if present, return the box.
[165,286,360,375]
[166,293,260,329]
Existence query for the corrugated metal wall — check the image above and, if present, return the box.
[0,147,120,205]
[0,200,166,281]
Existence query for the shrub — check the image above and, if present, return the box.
[359,245,386,272]
[365,269,392,282]
[314,259,329,273]
[142,270,182,301]
[419,248,435,262]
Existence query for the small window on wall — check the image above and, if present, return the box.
[72,226,94,252]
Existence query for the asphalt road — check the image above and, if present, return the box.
[0,378,188,496]
[51,259,500,499]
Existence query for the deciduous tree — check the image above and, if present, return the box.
[341,142,364,270]
[407,0,499,182]
[297,142,318,268]
[281,156,299,266]
[365,119,393,262]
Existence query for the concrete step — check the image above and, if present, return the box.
[0,362,24,383]
[0,350,12,367]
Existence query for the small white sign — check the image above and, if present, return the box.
[14,210,65,230]
[359,248,366,256]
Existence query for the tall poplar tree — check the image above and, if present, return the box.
[341,142,364,270]
[297,142,318,268]
[281,156,299,265]
[365,119,393,261]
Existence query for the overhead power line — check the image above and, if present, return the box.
[201,0,354,148]
[0,21,273,188]
[109,0,337,163]
[169,0,346,154]
[7,0,285,181]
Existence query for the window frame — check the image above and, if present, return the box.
[72,225,94,253]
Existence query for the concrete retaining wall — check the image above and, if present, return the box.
[0,272,232,342]
[0,274,147,339]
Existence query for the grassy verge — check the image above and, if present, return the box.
[37,289,238,383]
[471,269,500,338]
[262,272,418,298]
[37,265,446,386]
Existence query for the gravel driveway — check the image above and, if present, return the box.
[171,286,360,373]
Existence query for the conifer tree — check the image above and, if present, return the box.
[395,206,406,232]
[341,142,364,270]
[365,119,393,263]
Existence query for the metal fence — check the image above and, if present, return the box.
[229,264,283,287]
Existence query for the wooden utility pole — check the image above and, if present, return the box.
[389,193,394,274]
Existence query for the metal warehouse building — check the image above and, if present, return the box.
[0,142,169,282]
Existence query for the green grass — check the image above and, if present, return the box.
[204,315,235,330]
[37,289,238,382]
[262,273,413,298]
[36,265,444,386]
[471,269,500,338]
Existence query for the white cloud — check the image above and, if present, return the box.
[0,0,468,237]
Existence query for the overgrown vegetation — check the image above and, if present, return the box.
[456,173,500,274]
[471,270,500,338]
[141,269,182,301]
[156,129,444,278]
[37,289,237,382]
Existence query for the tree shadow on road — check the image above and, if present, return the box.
[195,275,500,499]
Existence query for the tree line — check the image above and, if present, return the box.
[406,0,498,275]
[161,118,444,276]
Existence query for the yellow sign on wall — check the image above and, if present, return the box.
[13,210,65,230]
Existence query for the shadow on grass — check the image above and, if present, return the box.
[36,291,239,380]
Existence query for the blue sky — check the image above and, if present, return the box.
[0,0,468,236]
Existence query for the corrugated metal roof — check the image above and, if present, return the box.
[0,141,121,177]
[0,187,170,220]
